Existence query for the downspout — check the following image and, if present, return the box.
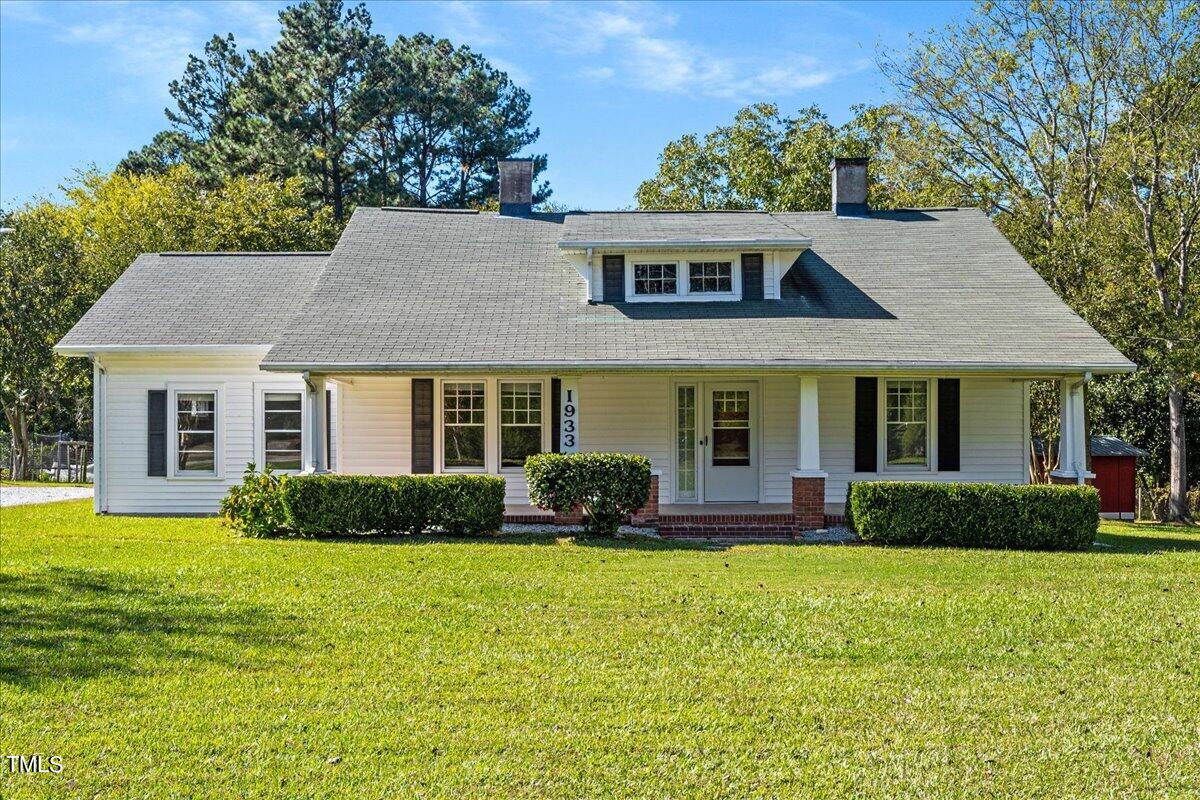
[90,354,107,513]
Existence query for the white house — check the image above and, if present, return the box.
[56,158,1133,535]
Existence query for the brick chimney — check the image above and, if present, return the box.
[498,158,533,217]
[831,157,869,217]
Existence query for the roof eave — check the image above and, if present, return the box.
[259,358,1136,375]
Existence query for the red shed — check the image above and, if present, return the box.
[1090,436,1146,520]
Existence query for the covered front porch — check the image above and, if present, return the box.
[296,369,1083,537]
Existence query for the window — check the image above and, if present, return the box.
[500,382,543,468]
[176,392,216,473]
[633,262,677,295]
[263,392,303,471]
[711,389,751,466]
[885,380,928,467]
[443,382,485,469]
[676,386,696,499]
[688,261,733,293]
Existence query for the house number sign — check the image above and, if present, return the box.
[559,379,580,453]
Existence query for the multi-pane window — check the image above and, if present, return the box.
[633,263,677,295]
[885,380,928,466]
[263,392,303,471]
[711,389,751,466]
[500,382,543,468]
[676,386,697,498]
[443,382,486,469]
[176,392,216,473]
[688,261,732,293]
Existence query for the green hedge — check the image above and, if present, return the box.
[221,469,505,537]
[525,452,651,535]
[848,481,1099,550]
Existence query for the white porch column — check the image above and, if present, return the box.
[794,375,825,476]
[306,373,329,474]
[1050,376,1091,484]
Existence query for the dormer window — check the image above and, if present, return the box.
[633,262,678,295]
[688,261,732,293]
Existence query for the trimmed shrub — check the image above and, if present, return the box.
[220,464,290,538]
[848,481,1098,551]
[526,452,651,535]
[221,471,505,537]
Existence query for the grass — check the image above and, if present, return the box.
[1,480,91,488]
[2,502,1198,798]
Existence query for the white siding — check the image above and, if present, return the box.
[336,376,411,475]
[579,374,672,503]
[99,351,321,515]
[818,376,1027,508]
[97,359,1025,515]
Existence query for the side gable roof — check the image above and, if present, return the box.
[260,206,1132,373]
[56,252,329,351]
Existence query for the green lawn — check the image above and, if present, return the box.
[2,502,1198,798]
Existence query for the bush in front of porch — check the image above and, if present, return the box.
[848,481,1099,550]
[526,452,651,535]
[220,468,505,537]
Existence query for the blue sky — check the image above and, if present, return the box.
[0,0,971,210]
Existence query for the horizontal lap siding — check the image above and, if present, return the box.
[762,377,798,502]
[338,377,411,476]
[579,375,671,504]
[820,376,1026,506]
[102,352,310,515]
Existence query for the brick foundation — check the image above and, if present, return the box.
[791,475,826,534]
[658,512,794,538]
[630,475,660,527]
[553,505,585,525]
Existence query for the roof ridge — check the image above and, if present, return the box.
[567,209,768,215]
[375,207,479,214]
[154,251,331,257]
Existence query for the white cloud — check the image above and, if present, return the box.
[7,1,281,101]
[523,1,855,101]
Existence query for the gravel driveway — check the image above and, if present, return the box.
[1,484,94,507]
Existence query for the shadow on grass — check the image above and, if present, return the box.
[1095,525,1200,554]
[276,530,721,552]
[0,567,296,688]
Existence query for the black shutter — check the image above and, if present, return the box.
[741,253,764,300]
[411,378,434,474]
[147,389,167,477]
[602,254,625,302]
[854,377,877,473]
[938,378,961,471]
[551,378,562,453]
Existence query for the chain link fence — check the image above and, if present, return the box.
[0,430,93,482]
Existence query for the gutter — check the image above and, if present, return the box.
[260,359,1136,375]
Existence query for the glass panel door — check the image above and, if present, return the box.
[710,390,751,466]
[703,383,759,502]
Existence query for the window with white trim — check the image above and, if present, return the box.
[633,262,677,295]
[263,392,303,471]
[885,380,928,467]
[176,392,216,474]
[688,261,732,293]
[500,382,543,468]
[443,382,485,469]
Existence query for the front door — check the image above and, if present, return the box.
[703,383,759,502]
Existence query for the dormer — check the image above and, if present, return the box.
[557,213,811,303]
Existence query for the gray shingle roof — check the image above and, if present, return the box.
[257,206,1132,372]
[1091,435,1148,458]
[57,253,329,349]
[559,211,811,247]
